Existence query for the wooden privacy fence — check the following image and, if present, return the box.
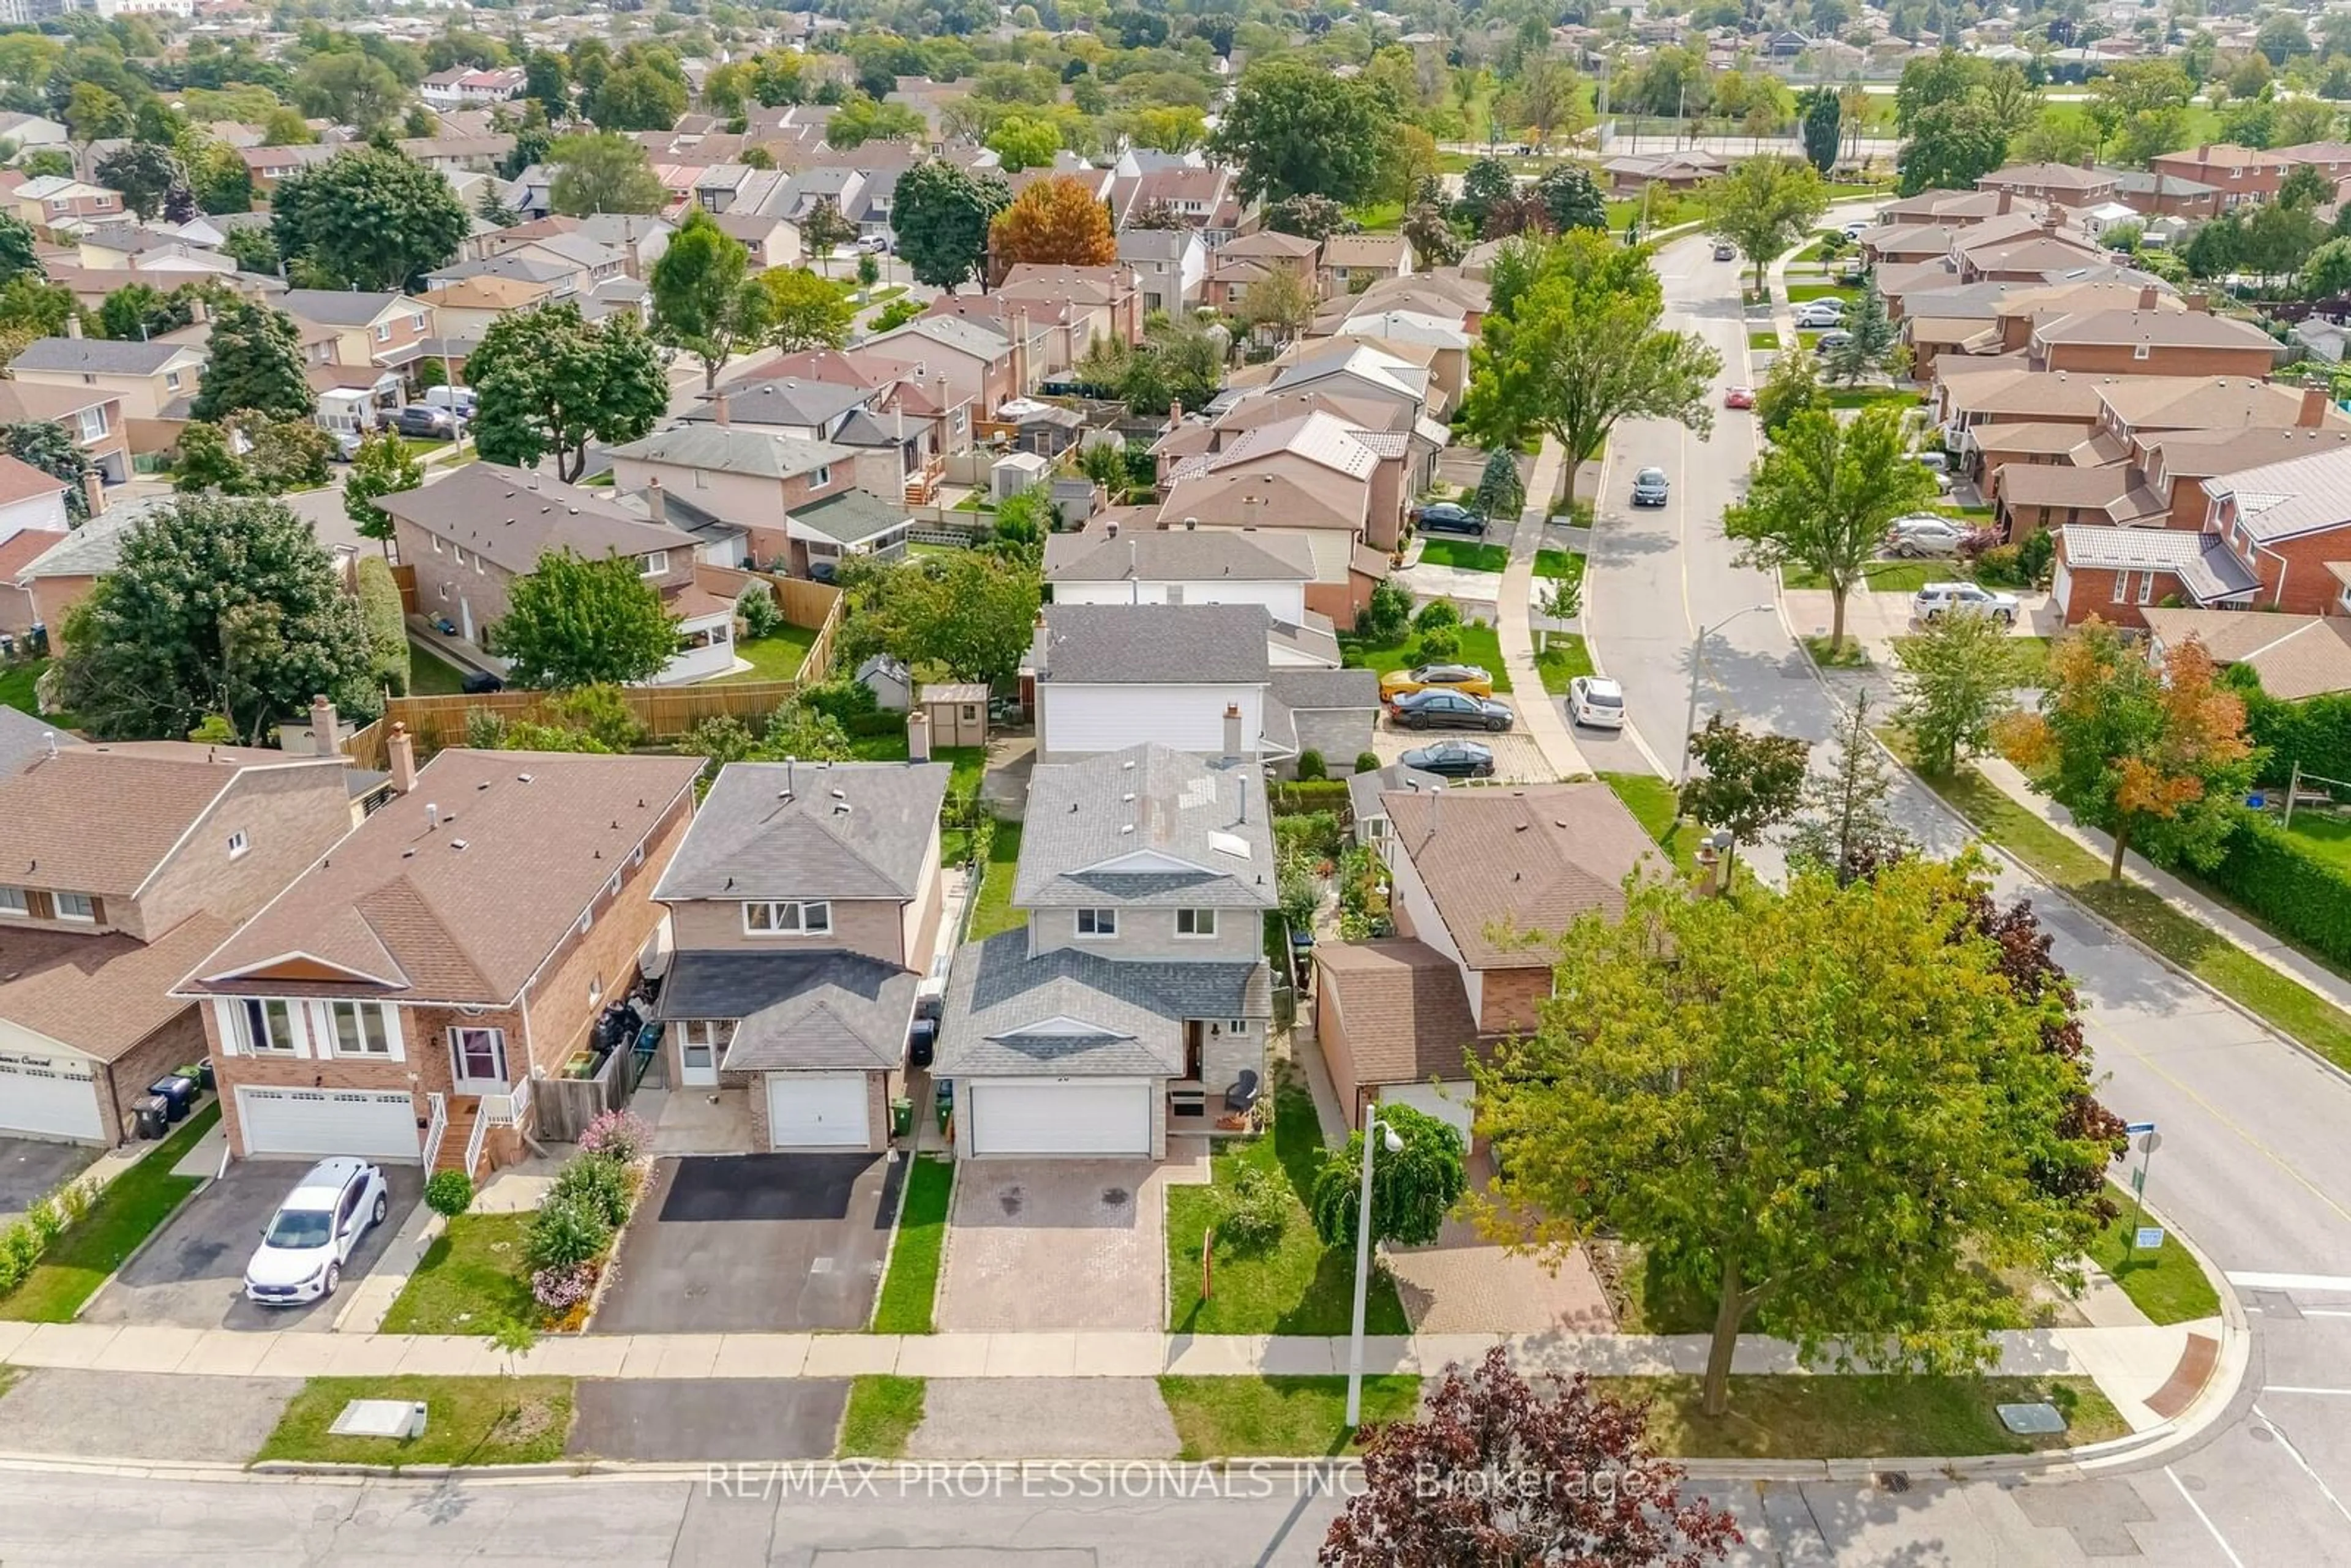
[533,1046,638,1143]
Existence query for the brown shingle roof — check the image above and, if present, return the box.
[0,913,230,1062]
[1314,938,1477,1082]
[0,745,329,898]
[181,749,704,1005]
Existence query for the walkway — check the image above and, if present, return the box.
[1495,434,1587,779]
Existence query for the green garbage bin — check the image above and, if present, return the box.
[890,1097,913,1138]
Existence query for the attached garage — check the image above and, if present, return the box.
[765,1073,871,1148]
[236,1086,420,1161]
[1379,1079,1475,1146]
[0,1052,103,1142]
[967,1079,1153,1158]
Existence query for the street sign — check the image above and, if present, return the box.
[2126,1121,2157,1135]
[2136,1227,2166,1251]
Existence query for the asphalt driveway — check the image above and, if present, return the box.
[568,1379,848,1461]
[0,1138,97,1227]
[80,1162,422,1332]
[591,1153,900,1334]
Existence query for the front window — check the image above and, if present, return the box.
[2139,572,2156,606]
[2112,571,2129,604]
[328,1002,391,1057]
[1176,908,1218,937]
[0,886,24,915]
[262,1207,333,1249]
[375,323,391,343]
[1076,908,1117,938]
[238,998,297,1053]
[642,550,669,576]
[53,892,94,922]
[164,370,181,391]
[77,407,104,440]
[744,899,831,934]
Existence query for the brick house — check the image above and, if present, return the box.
[2148,144,2291,208]
[176,741,704,1175]
[606,424,869,572]
[2025,304,2280,377]
[1,737,354,1146]
[1976,162,2121,206]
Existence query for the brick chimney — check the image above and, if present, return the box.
[1997,189,2012,216]
[309,696,340,759]
[645,475,666,523]
[2187,293,2211,314]
[64,313,80,339]
[2138,284,2158,309]
[388,722,418,793]
[712,391,730,427]
[80,468,103,518]
[2301,384,2331,428]
[907,707,932,763]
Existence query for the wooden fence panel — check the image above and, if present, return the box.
[382,681,807,757]
[389,565,419,617]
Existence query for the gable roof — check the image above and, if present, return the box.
[11,337,199,376]
[2205,445,2351,544]
[0,452,66,506]
[371,464,694,574]
[278,288,407,326]
[936,929,1267,1077]
[1314,938,1479,1081]
[656,950,915,1071]
[695,376,874,428]
[0,913,234,1063]
[608,424,852,481]
[1037,602,1273,686]
[789,487,911,544]
[1042,527,1315,584]
[1014,742,1277,909]
[655,760,949,903]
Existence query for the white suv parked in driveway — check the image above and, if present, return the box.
[1913,581,2020,625]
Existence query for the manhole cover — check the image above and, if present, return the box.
[1875,1471,1912,1493]
[1998,1402,2068,1435]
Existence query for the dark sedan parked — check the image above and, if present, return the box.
[388,405,457,440]
[1413,501,1487,537]
[1390,689,1514,732]
[1401,740,1496,778]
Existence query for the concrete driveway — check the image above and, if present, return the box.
[937,1161,1165,1332]
[80,1162,422,1332]
[591,1153,899,1334]
[0,1138,97,1226]
[568,1379,847,1462]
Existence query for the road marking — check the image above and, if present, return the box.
[2252,1405,2351,1533]
[2262,1387,2351,1396]
[2291,1309,2351,1318]
[2227,1272,2351,1294]
[2165,1465,2248,1568]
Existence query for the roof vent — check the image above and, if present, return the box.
[1120,823,1134,834]
[1121,759,1135,770]
[451,839,469,851]
[831,787,846,799]
[426,803,440,828]
[1122,792,1134,802]
[517,773,533,783]
[402,847,416,858]
[478,779,491,790]
[833,801,852,816]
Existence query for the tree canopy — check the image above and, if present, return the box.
[189,300,312,424]
[270,146,468,291]
[547,131,668,217]
[648,208,769,391]
[989,174,1117,273]
[1698,156,1828,294]
[497,547,682,690]
[1210,60,1395,207]
[469,304,667,483]
[892,160,1013,290]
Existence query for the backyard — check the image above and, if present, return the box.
[712,626,819,685]
[1338,621,1511,694]
[407,643,469,697]
[0,658,70,728]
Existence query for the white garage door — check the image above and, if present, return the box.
[0,1052,102,1141]
[766,1073,870,1148]
[969,1080,1152,1157]
[2052,559,2072,618]
[1381,1081,1475,1145]
[237,1087,419,1161]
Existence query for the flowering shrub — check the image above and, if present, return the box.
[577,1108,651,1163]
[530,1261,596,1314]
[523,1196,611,1272]
[550,1151,634,1228]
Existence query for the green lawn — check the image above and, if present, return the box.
[1534,634,1593,694]
[1824,386,1925,411]
[2280,811,2351,874]
[1782,560,1946,593]
[1166,1079,1408,1336]
[1338,621,1510,696]
[255,1376,574,1468]
[378,1212,534,1336]
[407,643,469,697]
[713,627,819,685]
[1599,771,1709,880]
[1412,538,1508,573]
[837,1375,926,1458]
[1534,549,1585,583]
[0,1101,218,1322]
[1160,1375,1423,1458]
[2091,1207,2222,1326]
[1344,200,1404,230]
[1786,282,1860,303]
[966,820,1026,939]
[872,1155,951,1334]
[0,658,72,729]
[1747,329,1783,350]
[1608,1374,2127,1458]
[1802,634,1871,668]
[1895,748,2351,1071]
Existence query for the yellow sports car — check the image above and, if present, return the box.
[1379,662,1496,701]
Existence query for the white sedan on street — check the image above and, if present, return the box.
[1567,675,1627,730]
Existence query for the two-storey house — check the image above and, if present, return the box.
[607,424,912,577]
[2150,143,2292,208]
[1,738,354,1146]
[936,743,1273,1158]
[278,289,435,378]
[176,738,703,1175]
[650,757,950,1152]
[9,332,206,452]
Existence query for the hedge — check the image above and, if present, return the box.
[1272,780,1354,814]
[2235,674,2351,792]
[2202,811,2351,969]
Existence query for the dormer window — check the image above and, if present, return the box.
[642,550,669,576]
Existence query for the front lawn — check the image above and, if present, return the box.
[1339,622,1511,695]
[1608,1374,2126,1458]
[255,1375,574,1468]
[1160,1375,1423,1458]
[838,1375,926,1458]
[1534,634,1593,694]
[872,1155,951,1334]
[966,820,1026,939]
[712,627,819,685]
[1782,560,1946,593]
[0,1101,218,1322]
[1824,386,1924,411]
[1747,329,1783,350]
[1599,771,1706,880]
[1166,1079,1408,1336]
[1802,634,1872,668]
[2091,1207,2222,1326]
[1534,549,1584,583]
[407,644,469,696]
[1786,282,1860,304]
[1413,538,1508,572]
[378,1212,535,1337]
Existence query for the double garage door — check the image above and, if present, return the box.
[0,1052,102,1142]
[968,1080,1152,1157]
[765,1073,871,1148]
[236,1087,420,1161]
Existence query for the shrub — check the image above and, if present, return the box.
[0,1224,40,1294]
[523,1196,612,1272]
[1216,1165,1289,1255]
[740,587,783,640]
[1973,543,2025,586]
[799,675,880,726]
[1273,808,1343,861]
[1295,749,1327,780]
[577,1108,651,1163]
[530,1261,597,1314]
[550,1151,634,1229]
[1955,526,2002,563]
[543,684,647,750]
[1358,580,1412,644]
[1412,599,1460,634]
[424,1170,474,1218]
[1354,751,1381,774]
[465,707,508,749]
[2201,810,2351,969]
[22,1194,64,1247]
[2015,528,2055,587]
[1418,625,1461,659]
[53,1180,90,1228]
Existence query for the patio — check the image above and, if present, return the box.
[634,1086,753,1156]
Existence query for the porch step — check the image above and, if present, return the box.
[434,1101,479,1175]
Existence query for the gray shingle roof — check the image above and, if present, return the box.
[11,337,197,375]
[694,377,873,429]
[609,425,852,480]
[1042,528,1314,583]
[790,487,911,544]
[278,288,403,326]
[1014,743,1277,909]
[1264,668,1378,762]
[936,930,1269,1076]
[655,760,950,902]
[1037,602,1272,685]
[372,464,693,576]
[0,705,73,776]
[658,950,913,1071]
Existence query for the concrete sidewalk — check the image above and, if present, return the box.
[1496,434,1587,780]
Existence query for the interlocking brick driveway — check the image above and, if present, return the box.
[1373,719,1554,784]
[1385,1155,1616,1335]
[937,1161,1165,1332]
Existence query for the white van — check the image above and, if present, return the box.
[422,385,476,418]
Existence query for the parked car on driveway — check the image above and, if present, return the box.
[1793,300,1847,328]
[243,1157,388,1305]
[389,404,457,440]
[1391,688,1515,732]
[1723,384,1754,409]
[1913,581,2020,624]
[1630,467,1670,507]
[1379,662,1495,700]
[1566,675,1627,730]
[1401,740,1496,778]
[1885,516,1967,557]
[1813,328,1854,350]
[1414,501,1487,537]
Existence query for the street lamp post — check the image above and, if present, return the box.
[1345,1115,1405,1430]
[1679,603,1775,784]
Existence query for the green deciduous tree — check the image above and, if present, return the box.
[1679,715,1810,881]
[293,51,405,135]
[1534,163,1607,233]
[1456,156,1517,234]
[469,304,666,482]
[1723,406,1938,654]
[239,416,334,494]
[496,547,681,690]
[1996,624,2257,880]
[1896,99,2009,197]
[1309,1102,1467,1251]
[171,421,246,495]
[189,299,311,422]
[547,131,669,216]
[1698,156,1829,295]
[759,266,853,352]
[1210,59,1395,206]
[1784,691,1913,885]
[0,213,39,285]
[588,63,688,132]
[1800,86,1842,174]
[1475,853,2114,1417]
[343,428,424,558]
[649,208,771,390]
[271,147,468,291]
[797,197,859,279]
[890,160,1011,291]
[1897,607,2022,776]
[95,141,180,222]
[53,493,378,743]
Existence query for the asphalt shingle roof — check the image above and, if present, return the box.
[657,950,913,1071]
[789,487,910,544]
[1037,602,1272,685]
[936,930,1268,1076]
[655,760,949,902]
[1013,743,1277,909]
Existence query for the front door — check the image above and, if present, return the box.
[679,1021,723,1087]
[448,1026,508,1093]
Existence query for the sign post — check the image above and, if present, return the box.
[2122,1122,2161,1265]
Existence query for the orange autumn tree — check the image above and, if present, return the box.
[988,174,1117,276]
[1994,620,2257,880]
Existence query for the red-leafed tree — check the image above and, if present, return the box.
[1321,1348,1741,1567]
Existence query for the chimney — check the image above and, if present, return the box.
[79,468,103,518]
[64,314,80,339]
[907,707,932,763]
[1997,189,2012,216]
[645,475,665,523]
[2080,152,2096,171]
[2199,144,2212,163]
[387,722,418,794]
[309,696,340,759]
[2301,384,2330,428]
[1222,702,1242,763]
[2041,208,2060,233]
[1168,399,1183,430]
[712,391,730,427]
[2187,293,2210,314]
[2138,284,2158,310]
[189,299,209,324]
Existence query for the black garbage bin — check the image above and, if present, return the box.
[132,1095,169,1141]
[149,1073,200,1122]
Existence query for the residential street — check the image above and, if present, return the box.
[1580,225,2351,1565]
